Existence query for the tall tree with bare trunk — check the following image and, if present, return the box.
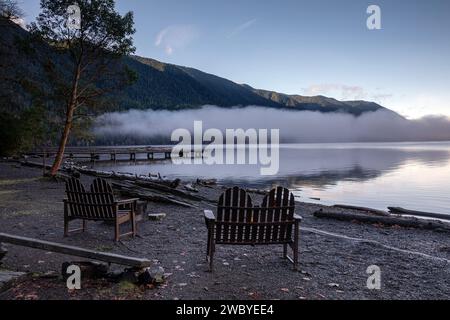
[29,0,135,176]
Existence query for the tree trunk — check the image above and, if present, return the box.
[49,63,82,176]
[49,106,75,176]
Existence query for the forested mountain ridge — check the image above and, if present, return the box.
[1,18,394,117]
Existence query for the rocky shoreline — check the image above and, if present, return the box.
[0,160,449,300]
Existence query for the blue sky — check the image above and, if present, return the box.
[19,0,450,118]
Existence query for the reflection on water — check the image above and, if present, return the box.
[94,142,450,215]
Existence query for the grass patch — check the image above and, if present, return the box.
[95,245,114,252]
[117,281,138,294]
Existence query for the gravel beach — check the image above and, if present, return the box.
[0,161,449,300]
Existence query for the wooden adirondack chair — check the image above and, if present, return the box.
[204,186,302,271]
[64,178,138,242]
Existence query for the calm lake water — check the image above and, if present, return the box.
[94,142,450,215]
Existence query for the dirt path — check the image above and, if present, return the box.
[0,161,449,300]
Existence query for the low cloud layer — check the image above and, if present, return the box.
[94,106,450,143]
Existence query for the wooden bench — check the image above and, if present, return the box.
[64,178,138,242]
[205,186,302,271]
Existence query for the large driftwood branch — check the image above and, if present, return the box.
[19,161,207,207]
[314,209,450,233]
[333,204,389,216]
[112,182,197,208]
[389,207,450,221]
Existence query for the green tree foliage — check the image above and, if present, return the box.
[0,0,23,20]
[28,0,135,175]
[0,104,46,156]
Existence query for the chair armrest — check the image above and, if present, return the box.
[204,210,216,221]
[115,198,139,205]
[294,214,303,222]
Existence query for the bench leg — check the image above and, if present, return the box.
[209,242,215,272]
[115,220,120,242]
[206,229,211,261]
[283,244,288,259]
[131,212,137,238]
[293,222,299,271]
[206,229,215,271]
[64,202,69,237]
[64,218,69,237]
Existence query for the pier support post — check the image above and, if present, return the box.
[165,152,171,160]
[111,154,116,161]
[147,153,154,160]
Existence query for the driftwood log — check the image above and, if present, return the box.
[72,167,180,188]
[333,204,389,216]
[314,209,450,232]
[112,182,198,208]
[388,207,450,221]
[20,161,215,208]
[0,233,151,268]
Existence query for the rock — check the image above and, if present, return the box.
[302,277,311,281]
[138,266,166,285]
[61,261,109,281]
[120,268,140,284]
[121,265,166,286]
[148,213,167,221]
[328,283,340,288]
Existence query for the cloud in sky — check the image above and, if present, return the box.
[303,84,367,100]
[302,84,394,105]
[227,19,257,38]
[155,25,198,55]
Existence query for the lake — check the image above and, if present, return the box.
[93,142,450,215]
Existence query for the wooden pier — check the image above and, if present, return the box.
[29,146,203,162]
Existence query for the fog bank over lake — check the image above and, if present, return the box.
[94,106,450,143]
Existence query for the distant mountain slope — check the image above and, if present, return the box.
[1,18,396,117]
[120,56,393,115]
[247,87,389,115]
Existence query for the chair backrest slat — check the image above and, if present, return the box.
[66,178,87,218]
[90,178,115,219]
[216,187,252,243]
[214,186,294,245]
[261,187,295,243]
[65,178,116,221]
